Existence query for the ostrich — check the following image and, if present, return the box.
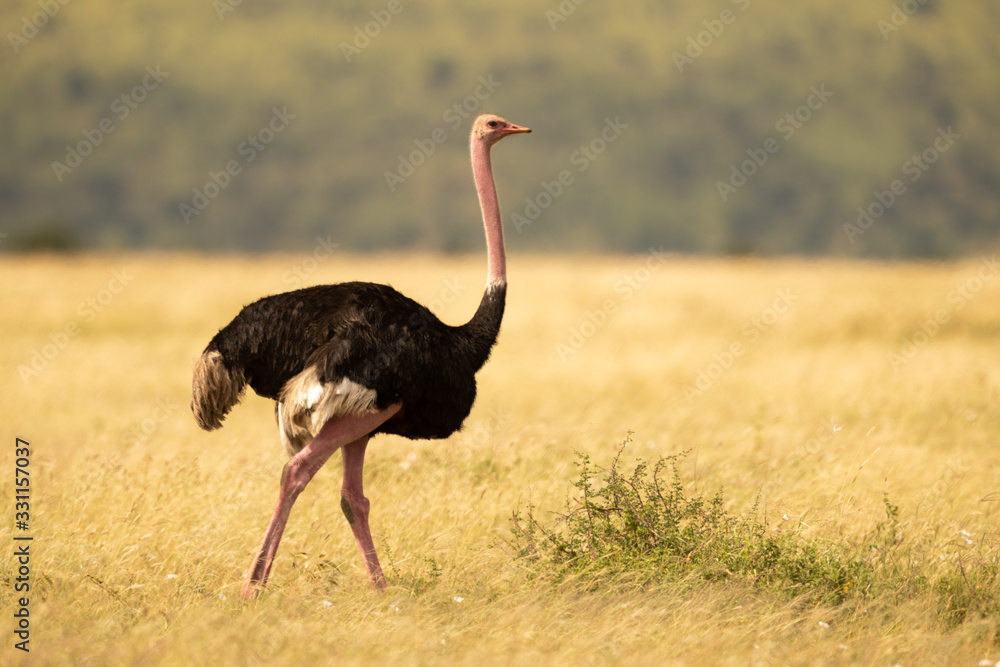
[191,113,531,599]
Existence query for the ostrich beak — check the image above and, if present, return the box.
[506,123,531,135]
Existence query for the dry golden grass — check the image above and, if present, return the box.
[3,252,1000,666]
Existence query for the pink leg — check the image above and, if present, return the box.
[241,404,400,600]
[340,437,386,588]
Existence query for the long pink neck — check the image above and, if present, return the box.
[471,138,506,289]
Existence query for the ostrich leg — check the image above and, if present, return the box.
[242,404,401,599]
[340,437,387,588]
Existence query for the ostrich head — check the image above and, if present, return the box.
[471,114,531,145]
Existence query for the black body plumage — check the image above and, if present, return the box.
[197,281,506,440]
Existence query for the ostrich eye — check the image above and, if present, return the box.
[486,120,499,129]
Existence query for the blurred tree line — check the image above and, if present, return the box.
[1,0,997,257]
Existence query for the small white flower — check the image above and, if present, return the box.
[166,573,178,580]
[322,600,333,608]
[400,452,418,470]
[818,621,830,628]
[838,644,848,650]
[782,513,790,521]
[218,592,226,600]
[453,596,464,603]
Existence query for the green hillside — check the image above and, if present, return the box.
[2,0,998,256]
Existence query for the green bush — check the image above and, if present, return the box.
[506,436,1000,631]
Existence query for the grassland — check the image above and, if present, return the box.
[3,253,1000,665]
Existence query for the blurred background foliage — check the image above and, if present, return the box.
[1,0,998,257]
